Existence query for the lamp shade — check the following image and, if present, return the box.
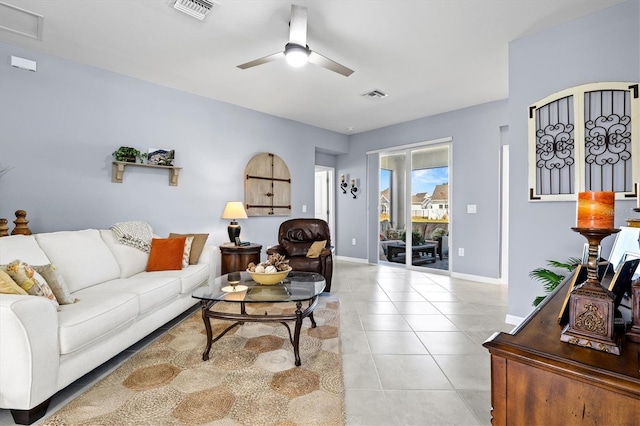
[222,202,248,243]
[221,202,248,220]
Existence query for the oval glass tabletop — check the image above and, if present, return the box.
[192,271,326,303]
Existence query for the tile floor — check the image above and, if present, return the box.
[0,260,513,426]
[334,261,513,425]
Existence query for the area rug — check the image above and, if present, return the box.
[43,295,344,426]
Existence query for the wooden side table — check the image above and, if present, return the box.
[219,243,262,275]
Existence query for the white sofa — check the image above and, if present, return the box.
[0,229,215,424]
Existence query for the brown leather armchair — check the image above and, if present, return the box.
[266,218,333,292]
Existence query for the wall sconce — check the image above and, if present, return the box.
[340,174,348,194]
[350,179,359,199]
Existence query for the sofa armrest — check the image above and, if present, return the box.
[197,244,218,283]
[0,295,59,410]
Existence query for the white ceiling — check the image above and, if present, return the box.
[0,0,628,134]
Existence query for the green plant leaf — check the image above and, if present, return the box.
[532,296,546,307]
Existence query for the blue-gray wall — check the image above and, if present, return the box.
[508,0,640,318]
[1,0,638,319]
[0,42,348,277]
[339,101,508,278]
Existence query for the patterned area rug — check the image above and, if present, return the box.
[43,295,343,425]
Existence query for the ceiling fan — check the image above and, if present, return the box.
[237,4,354,77]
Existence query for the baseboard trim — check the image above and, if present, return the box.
[505,314,525,326]
[450,272,502,285]
[335,255,369,264]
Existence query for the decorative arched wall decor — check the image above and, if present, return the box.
[244,152,291,216]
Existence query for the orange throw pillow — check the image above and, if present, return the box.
[146,237,186,272]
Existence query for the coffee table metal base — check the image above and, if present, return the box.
[199,297,319,366]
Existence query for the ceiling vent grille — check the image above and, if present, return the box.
[0,2,43,40]
[172,0,217,20]
[361,89,388,100]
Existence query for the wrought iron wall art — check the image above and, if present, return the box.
[584,90,632,193]
[528,82,639,202]
[534,95,575,197]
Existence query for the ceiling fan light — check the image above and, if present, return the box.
[284,44,309,67]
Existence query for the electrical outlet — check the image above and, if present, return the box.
[458,248,465,256]
[302,205,307,213]
[352,238,356,245]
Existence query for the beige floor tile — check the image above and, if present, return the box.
[374,354,453,390]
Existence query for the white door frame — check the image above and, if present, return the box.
[314,166,335,246]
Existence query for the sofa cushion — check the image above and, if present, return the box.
[56,292,138,355]
[76,275,180,315]
[138,263,208,294]
[100,229,149,278]
[146,238,186,272]
[169,233,209,264]
[0,234,51,266]
[35,229,121,293]
[282,241,312,257]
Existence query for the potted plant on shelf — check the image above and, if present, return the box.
[112,147,145,163]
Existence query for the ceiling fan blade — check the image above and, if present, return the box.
[308,51,354,77]
[237,52,285,69]
[289,4,307,47]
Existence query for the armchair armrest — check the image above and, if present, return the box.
[266,245,286,256]
[319,247,332,258]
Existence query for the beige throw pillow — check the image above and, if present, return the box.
[33,264,77,304]
[306,240,327,258]
[169,233,209,265]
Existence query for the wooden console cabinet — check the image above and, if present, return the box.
[219,243,262,275]
[483,278,640,425]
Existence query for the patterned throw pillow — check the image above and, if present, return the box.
[0,269,28,295]
[33,264,77,304]
[3,260,59,308]
[182,236,194,268]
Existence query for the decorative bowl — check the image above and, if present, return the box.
[247,267,291,285]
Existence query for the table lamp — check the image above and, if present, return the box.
[221,201,248,243]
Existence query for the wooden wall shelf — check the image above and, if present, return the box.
[111,161,182,186]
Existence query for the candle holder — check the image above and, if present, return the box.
[560,227,622,355]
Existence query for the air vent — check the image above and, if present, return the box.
[172,0,217,20]
[0,2,43,40]
[361,89,388,100]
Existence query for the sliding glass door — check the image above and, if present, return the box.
[379,144,450,271]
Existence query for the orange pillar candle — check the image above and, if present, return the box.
[577,191,615,229]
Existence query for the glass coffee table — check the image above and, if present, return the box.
[192,271,326,366]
